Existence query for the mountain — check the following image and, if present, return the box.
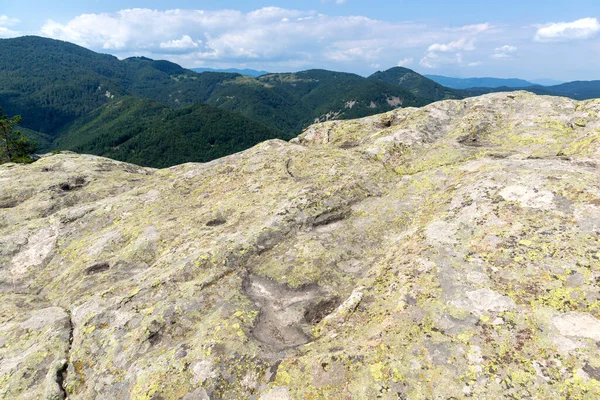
[191,67,270,77]
[216,70,428,133]
[0,36,428,166]
[0,36,243,135]
[368,67,460,102]
[425,74,535,89]
[3,36,599,169]
[3,92,600,399]
[540,80,600,100]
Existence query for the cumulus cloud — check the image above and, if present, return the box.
[491,44,517,59]
[420,23,491,68]
[534,17,600,42]
[159,35,200,51]
[397,57,414,67]
[38,7,443,70]
[0,15,19,26]
[35,8,503,73]
[0,15,20,38]
[451,23,492,33]
[428,38,475,52]
[420,51,464,68]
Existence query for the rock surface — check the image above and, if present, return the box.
[1,92,600,399]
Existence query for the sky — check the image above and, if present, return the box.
[1,1,600,81]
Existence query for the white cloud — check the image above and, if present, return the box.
[35,9,514,74]
[160,35,200,51]
[0,15,20,26]
[451,23,492,33]
[468,61,482,67]
[428,38,475,52]
[495,45,517,52]
[38,7,441,71]
[0,15,20,38]
[420,22,491,69]
[534,17,600,42]
[420,51,464,68]
[397,57,414,67]
[491,44,517,59]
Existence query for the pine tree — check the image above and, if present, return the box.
[0,107,36,164]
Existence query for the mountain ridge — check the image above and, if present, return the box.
[2,35,600,168]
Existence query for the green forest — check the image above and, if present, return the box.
[1,36,597,168]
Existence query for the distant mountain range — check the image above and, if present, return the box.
[530,79,565,86]
[0,36,598,167]
[191,67,269,77]
[425,75,536,89]
[425,75,566,89]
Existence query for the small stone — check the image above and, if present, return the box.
[552,312,600,341]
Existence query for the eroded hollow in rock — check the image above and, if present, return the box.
[206,217,226,227]
[244,275,338,351]
[57,176,88,192]
[0,198,18,209]
[85,262,110,275]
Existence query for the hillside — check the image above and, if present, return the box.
[53,97,282,168]
[542,80,600,100]
[2,92,600,399]
[425,74,535,89]
[368,67,461,101]
[0,36,426,143]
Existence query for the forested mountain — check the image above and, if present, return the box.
[368,67,461,102]
[2,36,600,168]
[0,36,426,166]
[209,70,428,133]
[538,80,600,100]
[0,36,425,137]
[372,67,600,102]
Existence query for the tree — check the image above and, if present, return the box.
[0,107,36,164]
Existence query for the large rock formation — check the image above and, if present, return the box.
[1,92,600,399]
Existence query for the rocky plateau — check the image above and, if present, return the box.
[1,92,600,399]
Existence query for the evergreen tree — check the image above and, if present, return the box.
[0,107,37,164]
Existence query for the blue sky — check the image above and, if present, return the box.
[2,1,599,80]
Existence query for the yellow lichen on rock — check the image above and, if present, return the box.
[2,92,600,399]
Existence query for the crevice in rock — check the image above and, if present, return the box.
[49,307,74,400]
[285,158,295,178]
[304,297,341,324]
[0,198,18,209]
[85,261,110,275]
[312,207,350,227]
